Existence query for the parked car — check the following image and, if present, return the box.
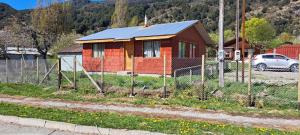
[252,54,299,72]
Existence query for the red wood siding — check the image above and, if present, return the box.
[172,26,206,70]
[134,40,172,75]
[82,25,207,75]
[266,45,300,59]
[82,42,124,72]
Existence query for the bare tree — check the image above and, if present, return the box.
[31,0,73,59]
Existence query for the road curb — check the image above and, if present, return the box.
[0,115,167,135]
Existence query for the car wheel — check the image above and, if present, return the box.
[290,64,299,72]
[257,64,267,71]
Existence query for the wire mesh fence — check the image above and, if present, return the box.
[0,58,58,87]
[0,55,299,110]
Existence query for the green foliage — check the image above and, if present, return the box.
[278,32,295,43]
[51,32,81,55]
[244,18,276,48]
[209,29,235,44]
[128,15,139,27]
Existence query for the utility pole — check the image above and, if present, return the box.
[235,0,240,82]
[241,0,246,83]
[218,0,225,87]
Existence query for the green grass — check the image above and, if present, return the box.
[0,102,299,135]
[0,83,299,118]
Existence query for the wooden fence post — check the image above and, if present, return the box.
[248,55,253,106]
[6,58,8,83]
[130,54,135,97]
[201,55,205,100]
[36,57,39,84]
[298,54,300,111]
[101,55,104,91]
[174,70,177,90]
[73,56,77,90]
[163,53,167,98]
[57,58,62,90]
[189,69,192,83]
[20,58,23,83]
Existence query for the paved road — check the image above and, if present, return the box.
[0,121,84,135]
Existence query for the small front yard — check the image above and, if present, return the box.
[0,82,299,119]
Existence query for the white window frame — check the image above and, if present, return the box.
[143,41,161,58]
[92,44,105,58]
[178,41,186,58]
[189,43,196,58]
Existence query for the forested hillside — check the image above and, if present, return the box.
[0,0,299,35]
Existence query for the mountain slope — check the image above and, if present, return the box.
[0,0,299,35]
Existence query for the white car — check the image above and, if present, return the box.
[252,54,299,72]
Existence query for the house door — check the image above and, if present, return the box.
[124,41,134,71]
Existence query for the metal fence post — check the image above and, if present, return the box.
[73,56,77,90]
[248,55,253,106]
[36,57,39,84]
[298,54,300,111]
[201,55,205,100]
[6,58,8,83]
[163,53,167,98]
[130,54,135,97]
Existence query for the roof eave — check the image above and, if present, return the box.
[76,38,131,44]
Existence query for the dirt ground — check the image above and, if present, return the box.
[225,70,299,85]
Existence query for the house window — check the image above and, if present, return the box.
[92,44,105,58]
[189,43,196,58]
[179,42,186,58]
[144,41,160,58]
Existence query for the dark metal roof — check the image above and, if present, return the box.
[58,44,82,54]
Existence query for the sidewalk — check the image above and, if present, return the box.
[0,115,167,135]
[1,95,300,130]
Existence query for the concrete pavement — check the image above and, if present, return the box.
[0,121,83,135]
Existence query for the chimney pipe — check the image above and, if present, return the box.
[144,15,148,27]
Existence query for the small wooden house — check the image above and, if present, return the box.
[76,20,213,75]
[223,38,262,60]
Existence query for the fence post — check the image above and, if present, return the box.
[36,57,39,84]
[248,55,253,106]
[201,55,205,100]
[189,69,192,83]
[20,58,23,83]
[101,55,104,91]
[298,54,300,111]
[73,56,77,90]
[130,54,135,97]
[57,58,62,90]
[174,70,177,90]
[163,53,167,98]
[6,58,8,83]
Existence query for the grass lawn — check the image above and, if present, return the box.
[0,83,299,119]
[0,102,299,135]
